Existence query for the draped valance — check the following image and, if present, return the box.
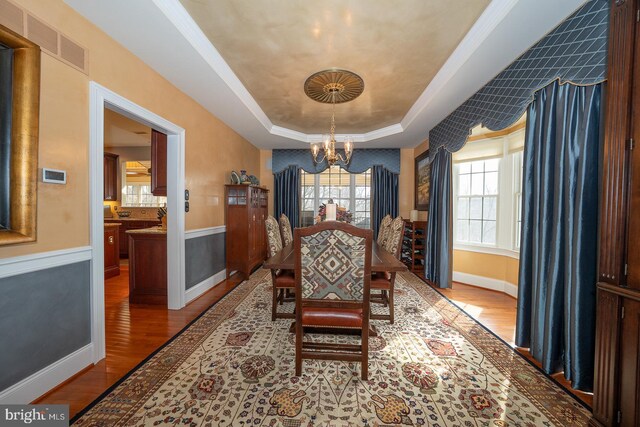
[428,0,608,158]
[272,149,400,174]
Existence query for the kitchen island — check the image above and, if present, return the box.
[126,226,166,305]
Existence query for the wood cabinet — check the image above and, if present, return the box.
[225,185,269,279]
[105,219,161,258]
[151,129,167,197]
[128,231,167,305]
[104,224,120,279]
[103,152,119,201]
[590,1,640,426]
[401,220,426,273]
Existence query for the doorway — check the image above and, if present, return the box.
[89,82,186,363]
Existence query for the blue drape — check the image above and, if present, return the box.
[515,81,600,391]
[273,165,300,228]
[371,165,399,238]
[425,149,452,288]
[271,149,400,174]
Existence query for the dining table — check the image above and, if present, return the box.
[263,241,408,273]
[263,241,407,336]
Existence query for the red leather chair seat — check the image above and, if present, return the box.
[274,269,295,287]
[301,307,363,329]
[371,272,391,289]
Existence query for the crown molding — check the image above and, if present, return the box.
[401,0,519,130]
[151,0,513,145]
[152,0,273,130]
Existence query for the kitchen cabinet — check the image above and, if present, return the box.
[225,185,269,279]
[151,129,167,196]
[105,219,161,258]
[128,228,167,305]
[103,152,119,201]
[104,223,120,279]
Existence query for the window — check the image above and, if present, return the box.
[121,160,167,207]
[122,184,166,207]
[452,122,525,256]
[512,151,524,250]
[300,166,371,228]
[455,158,499,245]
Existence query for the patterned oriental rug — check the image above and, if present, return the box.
[73,270,591,426]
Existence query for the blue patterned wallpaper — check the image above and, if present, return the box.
[428,0,608,157]
[272,149,400,175]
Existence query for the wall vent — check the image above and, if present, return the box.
[26,14,58,54]
[0,0,88,75]
[0,0,24,35]
[59,33,87,72]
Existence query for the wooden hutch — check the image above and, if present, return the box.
[225,184,269,279]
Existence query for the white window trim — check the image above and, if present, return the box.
[300,167,371,228]
[453,133,524,258]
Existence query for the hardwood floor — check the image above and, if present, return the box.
[33,266,244,418]
[34,272,591,418]
[436,281,593,407]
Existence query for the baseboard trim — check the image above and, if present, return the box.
[185,269,226,303]
[453,271,518,299]
[185,226,225,240]
[0,246,92,280]
[0,343,93,404]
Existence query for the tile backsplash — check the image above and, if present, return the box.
[105,205,161,219]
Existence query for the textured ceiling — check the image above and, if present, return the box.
[179,0,490,134]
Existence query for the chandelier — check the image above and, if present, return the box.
[304,69,364,166]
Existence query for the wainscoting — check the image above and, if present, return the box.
[184,226,226,303]
[0,226,227,404]
[0,247,92,404]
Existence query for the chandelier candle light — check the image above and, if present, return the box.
[304,69,364,166]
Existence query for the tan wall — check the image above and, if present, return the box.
[0,0,260,259]
[259,149,274,216]
[398,149,414,219]
[413,139,430,221]
[453,249,520,286]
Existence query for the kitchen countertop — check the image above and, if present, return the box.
[125,226,167,235]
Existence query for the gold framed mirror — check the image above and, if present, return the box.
[0,24,40,245]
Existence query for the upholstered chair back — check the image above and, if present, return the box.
[279,214,293,247]
[377,215,392,246]
[265,215,283,258]
[383,217,405,258]
[298,223,370,302]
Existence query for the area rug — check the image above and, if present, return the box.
[73,270,591,426]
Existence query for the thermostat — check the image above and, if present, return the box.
[42,168,67,184]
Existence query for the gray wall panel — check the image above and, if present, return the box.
[185,232,225,290]
[0,261,91,391]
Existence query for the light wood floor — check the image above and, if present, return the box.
[34,271,590,418]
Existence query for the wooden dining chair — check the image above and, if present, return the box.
[279,214,293,247]
[265,215,295,321]
[294,221,372,380]
[371,216,404,324]
[377,214,392,247]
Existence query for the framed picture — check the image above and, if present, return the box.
[415,150,430,211]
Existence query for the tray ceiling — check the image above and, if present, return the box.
[179,0,490,134]
[65,0,589,148]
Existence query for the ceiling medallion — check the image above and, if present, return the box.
[304,69,364,104]
[305,69,364,166]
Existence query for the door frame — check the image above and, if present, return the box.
[89,82,186,362]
